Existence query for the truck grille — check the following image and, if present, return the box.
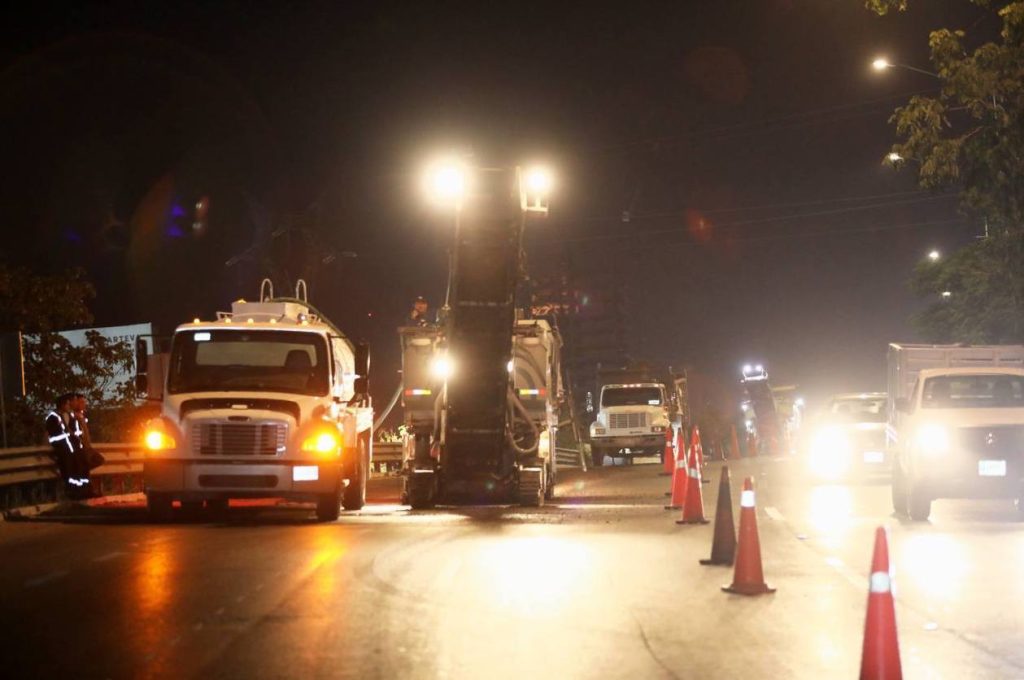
[609,413,647,429]
[191,423,287,456]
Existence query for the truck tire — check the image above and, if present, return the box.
[147,492,173,522]
[907,480,932,521]
[407,474,436,509]
[342,433,369,511]
[591,447,604,467]
[891,461,908,516]
[316,491,341,522]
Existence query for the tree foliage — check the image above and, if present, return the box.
[0,264,140,445]
[870,1,1024,342]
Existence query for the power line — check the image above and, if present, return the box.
[558,192,957,241]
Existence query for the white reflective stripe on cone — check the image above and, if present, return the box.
[869,571,892,594]
[676,458,687,469]
[740,489,755,508]
[688,468,699,479]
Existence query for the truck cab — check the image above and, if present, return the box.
[892,367,1024,520]
[141,285,373,522]
[589,382,672,465]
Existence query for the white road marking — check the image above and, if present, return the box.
[92,551,125,563]
[764,506,785,521]
[24,570,69,588]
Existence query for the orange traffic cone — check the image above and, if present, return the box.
[677,437,709,524]
[730,426,741,460]
[660,428,675,476]
[700,466,737,565]
[664,439,689,510]
[860,527,902,680]
[722,477,775,595]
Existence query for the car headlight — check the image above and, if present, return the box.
[807,426,851,479]
[301,430,343,457]
[915,423,950,455]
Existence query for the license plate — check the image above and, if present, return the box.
[863,451,885,464]
[978,460,1007,477]
[293,465,319,482]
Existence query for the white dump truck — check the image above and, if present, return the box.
[588,366,683,466]
[137,280,373,521]
[887,343,1024,520]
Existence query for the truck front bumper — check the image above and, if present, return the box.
[591,434,664,452]
[144,459,345,501]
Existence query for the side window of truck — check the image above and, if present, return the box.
[331,337,354,400]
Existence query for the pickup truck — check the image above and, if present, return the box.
[890,356,1024,520]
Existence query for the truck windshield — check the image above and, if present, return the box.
[167,329,330,396]
[922,375,1024,409]
[602,387,662,407]
[829,397,887,423]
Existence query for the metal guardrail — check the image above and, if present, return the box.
[0,443,146,511]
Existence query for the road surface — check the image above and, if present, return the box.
[1,457,1021,679]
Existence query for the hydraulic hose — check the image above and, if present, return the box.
[506,387,540,456]
[373,382,403,432]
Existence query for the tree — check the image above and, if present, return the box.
[869,1,1024,341]
[0,264,140,445]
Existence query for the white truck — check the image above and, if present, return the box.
[588,367,682,466]
[137,280,373,521]
[887,343,1024,520]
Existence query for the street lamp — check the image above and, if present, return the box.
[870,56,939,78]
[928,249,941,262]
[886,152,903,163]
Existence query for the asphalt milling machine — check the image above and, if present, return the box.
[398,163,563,508]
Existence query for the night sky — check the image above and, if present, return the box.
[0,1,993,414]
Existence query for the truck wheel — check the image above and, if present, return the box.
[316,491,341,522]
[342,433,369,511]
[407,474,436,509]
[891,461,908,516]
[591,447,604,467]
[147,493,173,522]
[907,481,932,521]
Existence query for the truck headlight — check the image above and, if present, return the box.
[144,429,176,452]
[915,423,950,455]
[302,430,343,457]
[808,426,851,479]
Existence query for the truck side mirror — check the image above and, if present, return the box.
[895,397,910,414]
[354,341,370,395]
[135,338,149,396]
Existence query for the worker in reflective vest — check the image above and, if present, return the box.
[45,393,91,498]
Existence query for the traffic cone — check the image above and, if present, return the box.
[664,440,689,510]
[677,437,709,524]
[722,477,775,595]
[700,466,737,565]
[660,428,675,476]
[730,425,741,460]
[860,527,902,680]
